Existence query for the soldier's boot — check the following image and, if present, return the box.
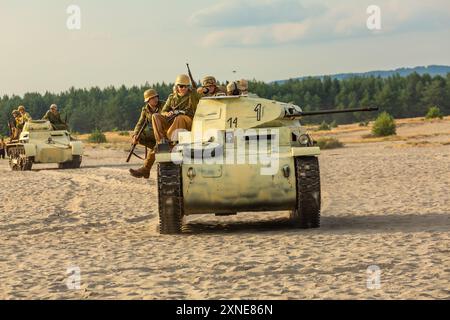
[129,150,155,179]
[129,166,150,179]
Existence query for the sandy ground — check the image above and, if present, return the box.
[0,118,449,300]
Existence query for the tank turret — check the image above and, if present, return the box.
[192,96,377,133]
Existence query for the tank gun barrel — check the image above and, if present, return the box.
[284,106,378,118]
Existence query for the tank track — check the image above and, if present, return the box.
[157,162,184,234]
[291,156,321,228]
[58,155,82,169]
[7,145,33,171]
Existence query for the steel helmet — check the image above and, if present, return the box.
[202,76,217,87]
[175,74,191,86]
[144,89,159,102]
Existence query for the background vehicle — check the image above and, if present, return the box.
[6,120,83,171]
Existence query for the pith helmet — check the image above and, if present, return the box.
[202,76,217,87]
[144,89,159,102]
[18,105,25,112]
[237,79,248,92]
[12,110,20,116]
[175,74,191,86]
[50,104,58,110]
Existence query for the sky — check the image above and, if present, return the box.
[1,0,450,95]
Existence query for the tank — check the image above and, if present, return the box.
[155,95,377,234]
[5,120,83,171]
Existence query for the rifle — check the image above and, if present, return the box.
[126,120,148,163]
[165,110,187,122]
[186,63,197,89]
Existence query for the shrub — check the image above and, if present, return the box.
[372,112,396,137]
[359,121,369,127]
[119,131,130,136]
[316,137,344,150]
[88,129,107,143]
[425,106,444,120]
[317,121,331,131]
[330,120,338,128]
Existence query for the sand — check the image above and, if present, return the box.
[0,118,449,299]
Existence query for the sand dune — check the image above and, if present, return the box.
[0,120,449,299]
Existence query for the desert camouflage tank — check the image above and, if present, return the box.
[155,95,377,234]
[6,120,83,171]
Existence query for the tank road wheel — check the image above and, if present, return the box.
[290,156,321,228]
[157,162,184,235]
[8,146,33,171]
[8,149,19,171]
[20,156,34,171]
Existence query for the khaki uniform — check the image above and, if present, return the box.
[15,115,24,130]
[13,116,24,139]
[21,112,32,122]
[161,89,201,117]
[133,101,164,171]
[43,110,68,130]
[153,89,201,143]
[133,101,164,148]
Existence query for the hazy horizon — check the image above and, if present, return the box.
[1,0,450,96]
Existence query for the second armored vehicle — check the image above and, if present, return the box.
[6,120,83,171]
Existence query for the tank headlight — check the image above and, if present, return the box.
[225,132,234,144]
[298,134,310,145]
[187,167,196,180]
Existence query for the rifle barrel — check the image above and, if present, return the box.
[186,63,197,89]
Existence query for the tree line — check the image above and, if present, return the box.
[1,72,449,135]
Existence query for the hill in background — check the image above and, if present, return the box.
[274,65,450,83]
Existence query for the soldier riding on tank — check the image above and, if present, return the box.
[151,74,201,148]
[129,89,164,179]
[43,104,68,130]
[18,105,32,123]
[197,76,226,97]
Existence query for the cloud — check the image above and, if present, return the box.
[191,0,450,47]
[189,0,324,28]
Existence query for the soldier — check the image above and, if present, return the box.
[197,76,226,97]
[129,89,164,179]
[18,105,32,122]
[43,104,68,130]
[237,79,249,95]
[226,81,240,96]
[226,79,249,96]
[11,110,23,139]
[152,74,201,145]
[0,137,5,159]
